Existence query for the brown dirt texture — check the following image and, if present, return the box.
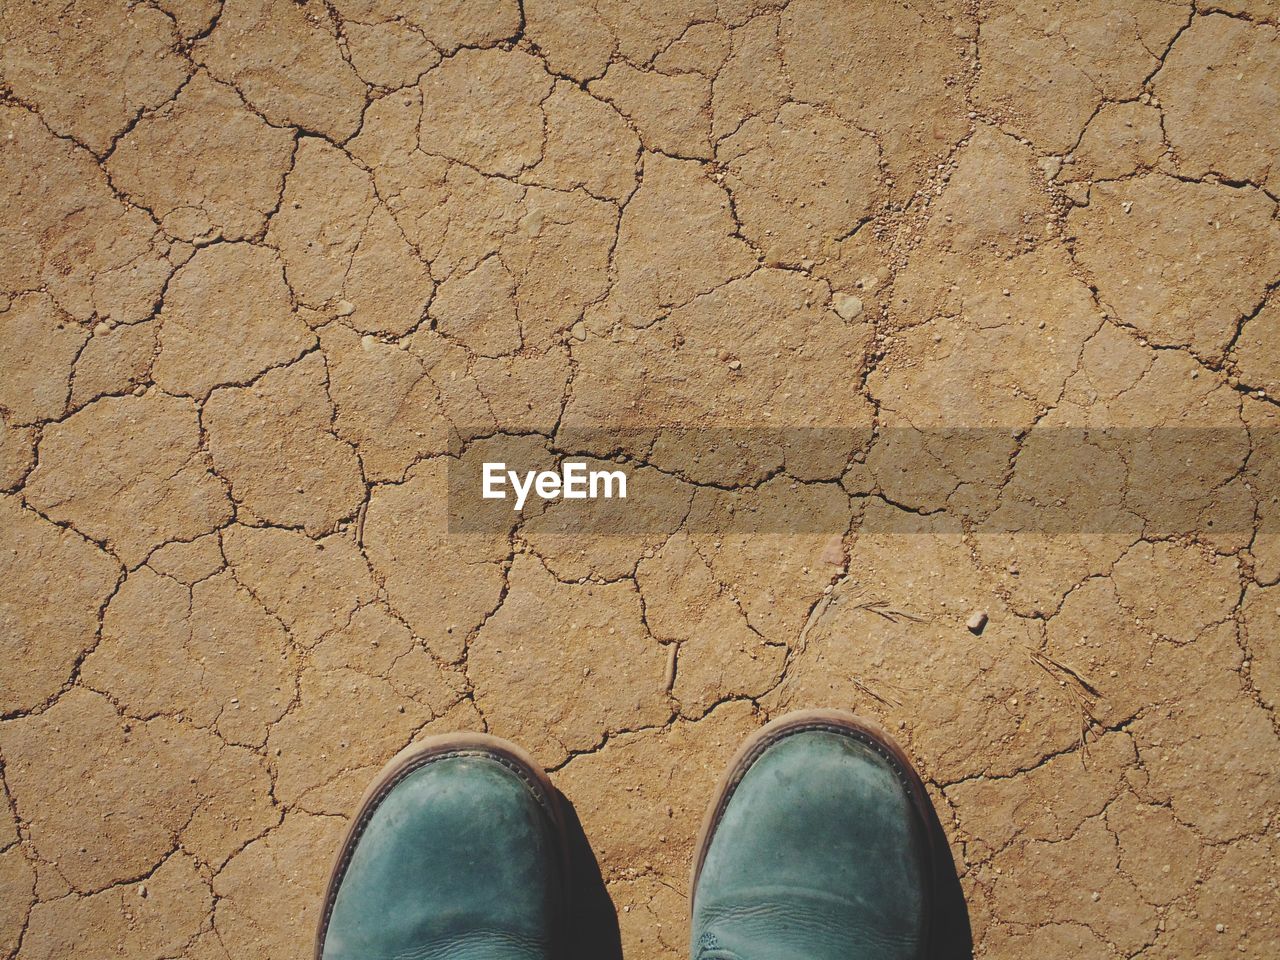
[2,1,1280,958]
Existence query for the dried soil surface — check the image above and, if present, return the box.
[2,2,1280,958]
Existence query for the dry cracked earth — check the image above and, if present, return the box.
[2,0,1280,957]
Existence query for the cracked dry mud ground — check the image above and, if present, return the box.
[1,0,1280,957]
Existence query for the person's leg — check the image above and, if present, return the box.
[690,710,934,960]
[316,733,566,960]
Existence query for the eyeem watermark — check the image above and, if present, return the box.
[482,461,628,511]
[447,427,1278,534]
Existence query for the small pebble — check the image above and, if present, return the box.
[966,610,989,634]
[833,293,864,320]
[335,300,356,317]
[519,209,544,236]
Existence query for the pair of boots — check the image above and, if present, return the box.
[316,710,936,960]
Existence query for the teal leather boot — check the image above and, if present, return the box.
[690,710,934,960]
[316,733,566,960]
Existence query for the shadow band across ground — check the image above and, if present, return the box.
[559,789,625,960]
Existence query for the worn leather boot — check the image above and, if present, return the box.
[316,733,566,960]
[690,710,934,960]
